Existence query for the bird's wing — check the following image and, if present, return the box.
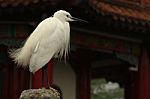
[25,17,58,48]
[29,18,65,73]
[9,17,58,67]
[34,41,39,53]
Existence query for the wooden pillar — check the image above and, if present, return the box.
[32,60,53,88]
[135,48,150,99]
[124,71,137,99]
[79,62,91,99]
[2,46,30,99]
[75,49,91,99]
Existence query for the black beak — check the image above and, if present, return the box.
[71,16,88,23]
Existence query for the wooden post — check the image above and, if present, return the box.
[75,49,91,99]
[135,48,150,99]
[79,62,91,99]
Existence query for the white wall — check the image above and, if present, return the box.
[53,60,76,99]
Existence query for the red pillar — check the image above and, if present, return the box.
[75,49,91,99]
[135,48,150,99]
[32,60,53,88]
[2,46,30,99]
[79,63,91,99]
[124,71,137,99]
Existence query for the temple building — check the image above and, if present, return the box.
[0,0,150,99]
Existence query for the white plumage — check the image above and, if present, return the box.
[9,10,77,73]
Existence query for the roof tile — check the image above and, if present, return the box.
[90,0,150,21]
[0,0,40,7]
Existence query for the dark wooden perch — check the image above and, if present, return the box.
[19,87,60,99]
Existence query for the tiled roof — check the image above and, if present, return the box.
[0,0,80,7]
[0,0,44,7]
[90,0,150,22]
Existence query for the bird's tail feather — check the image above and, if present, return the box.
[9,46,31,68]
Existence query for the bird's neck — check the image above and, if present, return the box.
[53,15,66,23]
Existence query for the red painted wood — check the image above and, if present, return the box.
[32,68,42,89]
[79,65,91,99]
[32,60,53,88]
[47,60,53,85]
[136,48,150,99]
[75,50,91,99]
[2,65,30,99]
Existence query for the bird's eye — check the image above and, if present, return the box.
[66,15,69,17]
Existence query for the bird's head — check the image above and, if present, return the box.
[53,10,87,23]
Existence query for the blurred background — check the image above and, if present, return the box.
[0,0,150,99]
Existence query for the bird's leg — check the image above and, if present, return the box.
[29,72,32,89]
[42,66,45,87]
[45,63,50,87]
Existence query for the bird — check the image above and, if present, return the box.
[9,10,87,73]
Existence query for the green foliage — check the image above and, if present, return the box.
[91,78,106,85]
[91,78,124,99]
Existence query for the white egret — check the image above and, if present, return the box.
[9,10,87,74]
